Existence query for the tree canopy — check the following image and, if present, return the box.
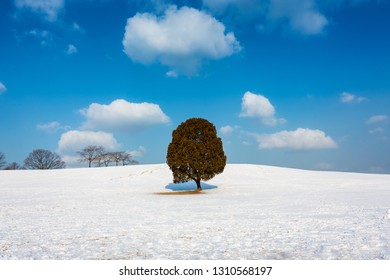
[77,145,105,168]
[77,146,138,167]
[24,149,66,170]
[167,118,226,190]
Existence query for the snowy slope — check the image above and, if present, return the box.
[1,164,390,260]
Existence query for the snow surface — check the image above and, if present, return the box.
[1,164,390,260]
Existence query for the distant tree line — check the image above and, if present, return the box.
[77,145,138,168]
[0,146,138,170]
[1,151,23,170]
[0,150,65,170]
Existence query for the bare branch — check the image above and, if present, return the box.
[0,152,6,169]
[24,149,66,170]
[77,146,105,168]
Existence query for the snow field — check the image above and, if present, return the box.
[1,164,390,259]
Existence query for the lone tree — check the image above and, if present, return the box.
[24,149,66,169]
[167,118,226,190]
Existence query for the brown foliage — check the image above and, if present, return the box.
[166,118,226,190]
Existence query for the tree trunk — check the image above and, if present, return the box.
[195,179,202,191]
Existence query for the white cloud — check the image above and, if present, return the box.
[80,99,170,132]
[29,29,48,36]
[66,44,78,55]
[27,29,52,46]
[257,128,338,150]
[220,125,235,135]
[203,0,328,35]
[58,130,120,154]
[203,0,264,19]
[37,121,69,133]
[0,82,7,95]
[15,0,64,21]
[128,146,146,158]
[240,92,274,118]
[239,91,286,126]
[369,127,385,134]
[367,115,388,125]
[166,70,178,78]
[72,22,84,33]
[122,6,241,75]
[60,154,81,165]
[340,92,367,104]
[268,0,328,35]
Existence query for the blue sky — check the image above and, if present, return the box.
[0,0,389,173]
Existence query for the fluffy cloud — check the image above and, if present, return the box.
[220,125,235,135]
[240,91,286,126]
[80,99,170,132]
[0,82,7,95]
[128,146,146,158]
[58,130,120,154]
[340,92,367,103]
[15,0,64,21]
[257,128,338,150]
[366,115,388,125]
[122,6,241,75]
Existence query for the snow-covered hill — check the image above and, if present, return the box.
[1,164,390,259]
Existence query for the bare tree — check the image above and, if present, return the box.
[94,152,104,167]
[111,152,123,166]
[77,146,105,167]
[105,151,138,166]
[76,147,138,168]
[101,152,113,167]
[121,152,138,165]
[24,149,66,170]
[4,162,22,170]
[0,152,6,169]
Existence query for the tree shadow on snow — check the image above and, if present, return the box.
[165,181,218,191]
[155,181,218,195]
